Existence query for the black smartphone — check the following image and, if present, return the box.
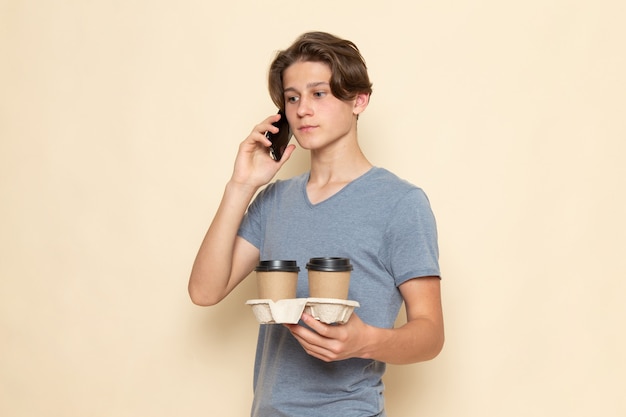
[265,110,292,161]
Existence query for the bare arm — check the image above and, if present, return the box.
[188,182,260,306]
[285,276,444,364]
[188,113,296,306]
[366,276,444,363]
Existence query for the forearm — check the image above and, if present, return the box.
[361,317,444,365]
[287,277,444,364]
[188,180,258,306]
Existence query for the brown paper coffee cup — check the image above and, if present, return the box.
[256,260,300,301]
[306,257,353,299]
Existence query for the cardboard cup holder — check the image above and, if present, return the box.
[246,298,360,324]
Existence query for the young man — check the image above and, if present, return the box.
[189,31,444,417]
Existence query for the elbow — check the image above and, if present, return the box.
[189,293,217,307]
[189,290,221,307]
[431,334,445,360]
[425,314,445,361]
[188,281,223,307]
[412,327,444,363]
[425,330,445,361]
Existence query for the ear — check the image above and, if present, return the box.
[353,93,370,116]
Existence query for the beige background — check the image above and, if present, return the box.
[2,1,625,416]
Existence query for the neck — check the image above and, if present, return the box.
[308,144,372,186]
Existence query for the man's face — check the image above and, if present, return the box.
[282,61,359,153]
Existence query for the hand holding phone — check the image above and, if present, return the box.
[265,110,292,161]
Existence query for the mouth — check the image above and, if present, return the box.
[298,125,317,133]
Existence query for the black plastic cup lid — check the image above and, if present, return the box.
[255,260,300,272]
[306,257,353,272]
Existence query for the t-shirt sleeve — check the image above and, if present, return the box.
[380,187,440,286]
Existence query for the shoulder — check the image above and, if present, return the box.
[253,172,309,201]
[367,167,417,187]
[363,167,430,201]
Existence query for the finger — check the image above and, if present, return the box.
[249,123,274,144]
[285,321,331,351]
[301,313,350,342]
[259,113,282,136]
[239,133,271,154]
[290,331,337,362]
[301,313,331,336]
[274,144,297,165]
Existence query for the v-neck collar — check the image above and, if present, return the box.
[302,167,377,208]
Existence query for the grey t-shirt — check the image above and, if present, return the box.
[238,167,440,417]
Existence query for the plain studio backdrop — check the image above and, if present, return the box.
[1,1,624,416]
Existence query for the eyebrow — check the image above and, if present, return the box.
[283,81,330,94]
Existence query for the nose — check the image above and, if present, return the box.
[296,97,313,117]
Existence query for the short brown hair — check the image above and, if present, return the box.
[268,32,373,110]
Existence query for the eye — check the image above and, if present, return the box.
[286,95,300,103]
[313,91,327,98]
